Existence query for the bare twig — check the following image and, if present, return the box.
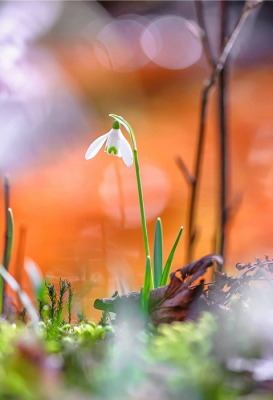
[194,0,216,67]
[176,156,195,186]
[218,0,229,264]
[226,193,243,223]
[189,258,273,289]
[186,0,263,263]
[14,226,27,306]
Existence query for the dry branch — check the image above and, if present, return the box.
[186,0,263,263]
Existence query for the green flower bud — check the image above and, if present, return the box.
[112,120,120,129]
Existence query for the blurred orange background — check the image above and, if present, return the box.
[0,1,272,318]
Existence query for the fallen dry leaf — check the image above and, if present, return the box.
[94,254,223,325]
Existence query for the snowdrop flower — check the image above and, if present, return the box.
[85,113,151,284]
[85,120,133,167]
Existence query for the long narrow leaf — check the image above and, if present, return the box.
[141,255,153,314]
[5,208,14,270]
[160,226,183,286]
[0,208,14,314]
[139,286,144,313]
[0,265,39,330]
[153,218,163,288]
[0,279,3,315]
[0,181,14,314]
[25,259,44,301]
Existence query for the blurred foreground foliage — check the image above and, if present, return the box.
[1,297,273,400]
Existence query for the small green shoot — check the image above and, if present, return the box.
[25,259,45,304]
[67,280,73,324]
[141,256,153,316]
[153,218,163,288]
[4,208,14,270]
[160,226,183,286]
[0,176,14,315]
[44,278,74,325]
[0,265,39,330]
[98,290,118,326]
[45,281,57,320]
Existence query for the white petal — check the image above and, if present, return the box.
[105,129,122,157]
[85,132,110,160]
[119,131,133,167]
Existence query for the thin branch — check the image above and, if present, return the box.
[176,156,195,186]
[218,0,229,265]
[194,0,216,67]
[186,0,263,263]
[187,86,208,262]
[14,226,27,306]
[190,278,273,290]
[189,258,273,289]
[225,192,243,224]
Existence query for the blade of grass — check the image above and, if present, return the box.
[4,208,14,270]
[160,226,183,286]
[0,176,14,315]
[2,176,11,268]
[141,255,153,315]
[25,259,44,302]
[0,278,3,315]
[0,208,14,314]
[0,265,39,330]
[14,225,27,307]
[153,218,163,288]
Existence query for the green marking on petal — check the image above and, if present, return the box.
[108,146,118,155]
[112,120,120,129]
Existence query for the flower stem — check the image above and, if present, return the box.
[109,114,150,259]
[133,148,150,258]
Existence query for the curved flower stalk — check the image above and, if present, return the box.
[109,114,150,260]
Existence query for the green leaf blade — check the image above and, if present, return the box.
[1,208,14,270]
[141,255,153,315]
[153,218,163,288]
[6,208,14,270]
[160,226,183,287]
[0,208,14,315]
[25,259,44,302]
[0,265,39,330]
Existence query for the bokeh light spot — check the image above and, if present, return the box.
[94,17,150,72]
[141,16,202,69]
[99,162,171,227]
